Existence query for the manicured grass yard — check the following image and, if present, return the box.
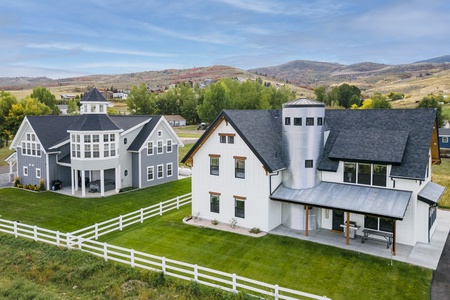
[0,178,191,232]
[98,207,432,300]
[432,158,450,208]
[0,177,433,299]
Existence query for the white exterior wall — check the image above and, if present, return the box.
[191,119,281,232]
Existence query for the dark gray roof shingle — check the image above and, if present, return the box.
[318,108,437,180]
[26,116,77,151]
[81,88,108,102]
[127,116,162,151]
[68,114,120,131]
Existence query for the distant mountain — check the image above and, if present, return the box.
[414,55,450,64]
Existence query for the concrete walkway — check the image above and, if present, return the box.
[270,209,450,270]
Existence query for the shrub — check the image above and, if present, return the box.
[14,176,20,187]
[211,219,218,225]
[39,179,46,191]
[249,227,261,234]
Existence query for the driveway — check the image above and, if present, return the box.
[431,231,450,299]
[0,166,11,188]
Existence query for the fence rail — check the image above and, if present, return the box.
[0,194,330,300]
[70,193,192,241]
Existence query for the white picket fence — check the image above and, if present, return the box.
[70,193,192,242]
[0,195,330,300]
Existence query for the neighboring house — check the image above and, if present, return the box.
[182,98,445,253]
[439,127,450,149]
[58,104,68,115]
[164,115,187,127]
[8,88,183,197]
[113,92,128,100]
[60,94,75,100]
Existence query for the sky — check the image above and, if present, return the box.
[0,0,449,79]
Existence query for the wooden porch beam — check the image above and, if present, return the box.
[345,212,350,245]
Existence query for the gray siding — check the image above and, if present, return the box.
[132,152,140,188]
[16,147,46,187]
[140,143,178,188]
[48,153,71,188]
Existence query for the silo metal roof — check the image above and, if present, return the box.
[283,98,325,107]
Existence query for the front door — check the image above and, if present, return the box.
[333,210,344,231]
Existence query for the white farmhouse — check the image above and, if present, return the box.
[182,98,445,254]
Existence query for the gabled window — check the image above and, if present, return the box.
[157,141,163,154]
[220,136,226,143]
[22,133,41,157]
[228,136,234,144]
[234,156,246,179]
[166,140,172,153]
[209,155,220,176]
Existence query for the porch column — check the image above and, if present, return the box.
[116,166,120,193]
[305,205,309,237]
[100,169,105,197]
[81,170,86,197]
[393,220,396,256]
[71,168,76,195]
[345,212,350,245]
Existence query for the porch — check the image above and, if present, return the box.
[52,184,118,198]
[270,208,450,270]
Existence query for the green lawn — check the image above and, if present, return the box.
[432,158,450,208]
[0,178,191,232]
[0,146,13,167]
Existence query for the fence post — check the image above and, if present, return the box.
[34,225,38,241]
[104,243,108,262]
[194,264,198,282]
[140,208,144,223]
[130,249,135,268]
[56,231,60,246]
[78,237,83,250]
[274,284,279,300]
[119,215,123,231]
[95,223,98,240]
[176,196,180,209]
[159,202,163,216]
[232,273,237,293]
[14,221,18,238]
[66,233,71,249]
[162,257,166,274]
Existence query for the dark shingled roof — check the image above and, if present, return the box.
[80,88,108,102]
[127,116,162,151]
[328,129,409,164]
[439,128,450,136]
[182,110,286,172]
[68,114,120,131]
[26,116,77,151]
[109,115,152,132]
[318,108,437,180]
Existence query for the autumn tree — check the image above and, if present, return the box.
[0,91,18,144]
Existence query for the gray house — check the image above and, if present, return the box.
[9,88,183,197]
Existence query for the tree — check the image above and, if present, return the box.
[5,96,52,137]
[416,94,446,127]
[197,80,231,123]
[30,86,60,115]
[67,100,79,115]
[386,92,404,101]
[371,93,391,109]
[126,83,156,115]
[0,91,18,144]
[314,86,327,103]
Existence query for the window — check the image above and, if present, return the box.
[219,134,236,144]
[23,166,28,176]
[372,164,387,187]
[317,117,323,126]
[147,141,153,155]
[228,136,234,144]
[157,164,163,179]
[210,193,220,213]
[166,163,173,177]
[234,157,246,179]
[84,144,91,158]
[147,166,154,181]
[103,134,109,142]
[364,215,394,233]
[36,168,41,178]
[166,140,172,153]
[344,162,356,183]
[306,117,314,126]
[104,144,109,157]
[157,141,163,154]
[358,163,371,185]
[235,197,245,218]
[124,170,128,176]
[158,130,162,137]
[22,133,41,157]
[220,136,226,143]
[344,162,387,187]
[294,117,302,126]
[124,138,128,145]
[210,155,220,175]
[305,160,313,168]
[93,144,99,158]
[285,117,291,125]
[443,137,449,143]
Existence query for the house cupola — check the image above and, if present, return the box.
[282,98,325,189]
[80,88,109,115]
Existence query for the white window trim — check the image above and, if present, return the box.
[158,130,162,137]
[147,166,154,181]
[23,166,28,176]
[166,139,173,153]
[36,168,41,178]
[147,141,154,155]
[443,136,449,143]
[157,164,164,179]
[157,140,163,154]
[166,163,173,177]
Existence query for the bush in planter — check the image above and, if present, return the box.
[211,219,218,225]
[14,176,20,187]
[249,227,261,234]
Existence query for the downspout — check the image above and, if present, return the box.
[269,171,280,194]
